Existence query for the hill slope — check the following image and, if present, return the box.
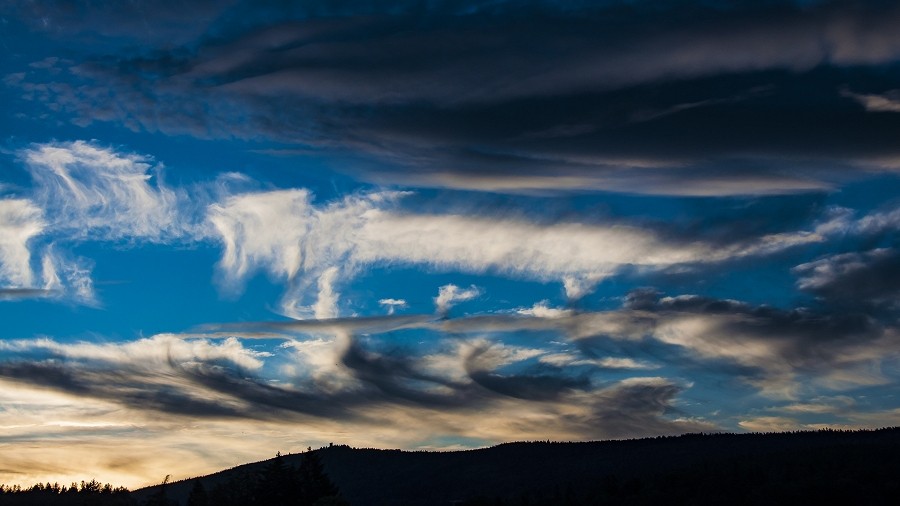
[136,428,900,505]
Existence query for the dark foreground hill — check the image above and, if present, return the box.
[129,428,900,506]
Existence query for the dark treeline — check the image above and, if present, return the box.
[1,450,345,506]
[456,432,900,505]
[139,449,346,506]
[192,450,345,506]
[0,480,132,506]
[5,429,900,505]
[312,427,900,505]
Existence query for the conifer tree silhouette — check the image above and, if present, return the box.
[186,479,208,506]
[143,475,174,506]
[297,449,339,506]
[257,452,295,506]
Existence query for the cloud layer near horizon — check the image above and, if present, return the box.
[1,287,899,486]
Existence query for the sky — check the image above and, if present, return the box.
[1,0,900,489]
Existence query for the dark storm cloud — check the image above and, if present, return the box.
[1,284,892,436]
[209,289,899,393]
[9,0,900,194]
[464,345,591,401]
[338,337,476,407]
[585,379,689,438]
[0,332,710,439]
[0,360,250,418]
[795,247,900,309]
[627,290,899,392]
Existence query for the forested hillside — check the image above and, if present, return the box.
[5,428,900,505]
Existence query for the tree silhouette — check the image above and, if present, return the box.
[256,452,296,506]
[186,479,208,506]
[297,449,340,506]
[208,470,257,506]
[142,475,175,506]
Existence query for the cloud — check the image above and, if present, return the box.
[207,188,831,311]
[3,279,897,486]
[630,293,899,397]
[310,267,340,319]
[538,353,657,370]
[794,248,900,308]
[0,198,45,287]
[378,298,407,315]
[435,284,481,315]
[0,288,54,301]
[210,284,900,401]
[0,141,223,303]
[39,246,95,304]
[516,300,573,319]
[21,140,203,242]
[0,330,710,448]
[208,189,312,287]
[281,267,343,320]
[851,205,900,236]
[738,416,809,433]
[844,89,900,113]
[775,395,857,415]
[13,1,900,195]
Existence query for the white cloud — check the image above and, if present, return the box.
[775,396,856,415]
[40,247,95,304]
[854,205,900,235]
[844,89,900,113]
[434,284,481,315]
[0,198,94,302]
[0,141,234,304]
[282,266,341,320]
[516,300,572,319]
[0,333,270,372]
[209,189,311,286]
[539,353,657,370]
[312,267,340,319]
[379,298,408,315]
[22,140,202,242]
[355,212,711,291]
[207,189,829,313]
[794,249,888,291]
[738,416,809,433]
[0,198,45,287]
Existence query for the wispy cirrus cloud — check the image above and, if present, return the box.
[0,198,45,287]
[0,141,219,303]
[3,140,891,313]
[22,140,206,242]
[0,197,94,303]
[206,187,835,313]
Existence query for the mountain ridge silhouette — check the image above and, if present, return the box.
[129,427,900,505]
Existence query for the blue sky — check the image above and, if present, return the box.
[2,0,900,488]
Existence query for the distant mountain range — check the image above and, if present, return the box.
[133,428,900,505]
